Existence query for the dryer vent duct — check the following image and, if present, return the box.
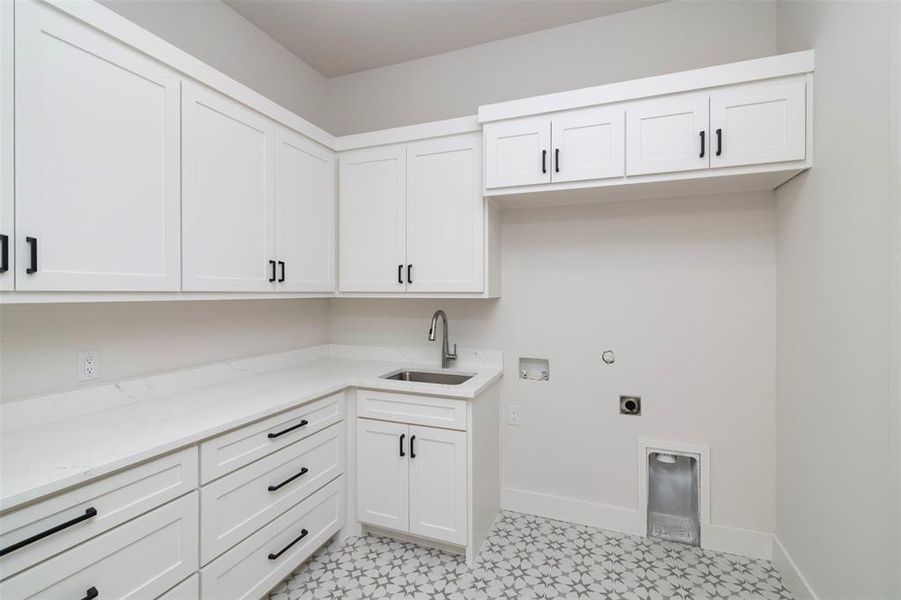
[647,452,700,546]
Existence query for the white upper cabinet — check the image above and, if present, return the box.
[274,126,336,292]
[182,82,276,292]
[709,77,807,168]
[405,134,483,293]
[551,106,625,183]
[626,93,710,176]
[14,0,181,291]
[484,116,551,188]
[338,145,407,292]
[0,0,12,291]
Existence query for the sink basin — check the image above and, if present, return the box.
[380,369,475,385]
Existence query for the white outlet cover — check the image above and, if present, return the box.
[78,350,100,381]
[507,404,521,426]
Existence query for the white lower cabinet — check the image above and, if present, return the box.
[0,493,199,599]
[201,478,344,600]
[356,417,468,546]
[407,426,467,545]
[0,448,198,580]
[158,575,200,600]
[200,424,344,564]
[356,419,410,532]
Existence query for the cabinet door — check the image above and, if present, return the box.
[626,93,709,176]
[406,133,483,293]
[551,106,625,183]
[14,0,181,291]
[484,116,551,188]
[0,0,12,291]
[338,146,406,292]
[274,126,336,292]
[408,426,467,545]
[710,77,807,168]
[182,81,275,291]
[356,419,409,532]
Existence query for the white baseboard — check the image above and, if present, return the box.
[501,486,773,560]
[502,486,644,535]
[773,536,819,600]
[702,523,772,560]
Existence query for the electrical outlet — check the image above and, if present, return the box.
[78,350,100,382]
[507,404,521,426]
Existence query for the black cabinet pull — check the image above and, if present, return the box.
[715,128,722,156]
[268,260,276,282]
[0,234,8,273]
[25,236,37,274]
[541,150,547,174]
[407,264,413,284]
[555,148,560,173]
[268,528,308,560]
[0,507,97,557]
[267,419,308,439]
[399,433,406,457]
[80,587,99,600]
[699,131,706,158]
[278,261,285,282]
[410,435,416,459]
[398,264,403,285]
[267,467,309,492]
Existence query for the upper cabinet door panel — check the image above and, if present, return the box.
[1,0,13,291]
[338,145,406,292]
[182,82,275,292]
[484,116,551,188]
[551,106,625,183]
[274,126,336,293]
[406,133,483,293]
[14,0,181,291]
[710,77,807,168]
[626,93,710,176]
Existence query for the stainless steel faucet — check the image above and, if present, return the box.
[428,309,457,369]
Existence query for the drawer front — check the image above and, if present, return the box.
[0,447,198,579]
[200,423,344,564]
[356,390,467,430]
[158,574,199,600]
[201,478,343,600]
[200,392,344,483]
[0,492,199,599]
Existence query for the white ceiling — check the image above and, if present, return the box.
[225,0,666,78]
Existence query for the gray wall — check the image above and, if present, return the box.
[98,0,329,128]
[324,0,777,134]
[775,2,900,598]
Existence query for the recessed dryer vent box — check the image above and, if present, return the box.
[519,357,549,381]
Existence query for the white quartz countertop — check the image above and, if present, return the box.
[0,344,503,512]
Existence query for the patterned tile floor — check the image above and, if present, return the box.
[268,511,794,600]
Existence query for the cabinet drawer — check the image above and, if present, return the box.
[201,478,343,600]
[200,423,344,564]
[356,390,467,430]
[0,492,199,599]
[200,392,344,483]
[0,447,198,579]
[157,574,199,600]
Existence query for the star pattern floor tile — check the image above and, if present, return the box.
[267,511,794,600]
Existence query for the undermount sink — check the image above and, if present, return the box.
[380,369,475,385]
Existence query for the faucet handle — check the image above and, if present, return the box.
[449,344,458,359]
